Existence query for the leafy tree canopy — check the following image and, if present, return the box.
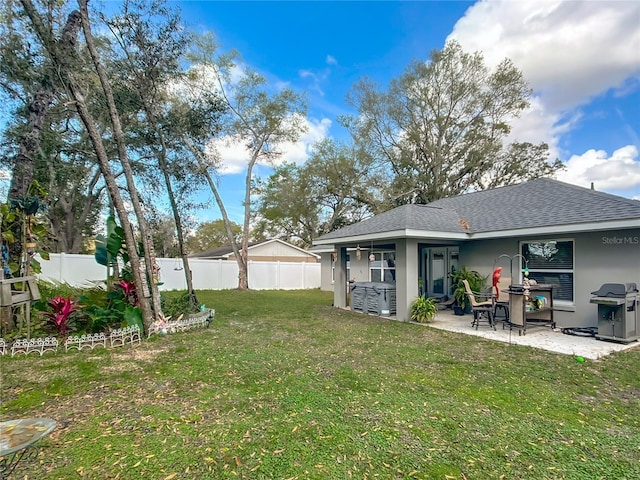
[254,138,378,247]
[184,219,242,255]
[342,40,563,205]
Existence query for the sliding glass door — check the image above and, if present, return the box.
[421,246,459,299]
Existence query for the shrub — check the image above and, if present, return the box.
[410,295,438,323]
[161,292,201,319]
[43,295,79,338]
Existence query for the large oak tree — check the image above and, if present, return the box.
[343,40,562,205]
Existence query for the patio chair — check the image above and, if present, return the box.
[462,279,496,330]
[436,296,455,310]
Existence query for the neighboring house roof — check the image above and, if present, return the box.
[314,178,640,244]
[191,238,320,259]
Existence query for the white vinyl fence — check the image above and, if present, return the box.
[37,253,321,291]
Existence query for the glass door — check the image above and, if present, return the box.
[430,249,446,297]
[422,247,459,299]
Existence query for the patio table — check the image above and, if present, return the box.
[0,418,56,479]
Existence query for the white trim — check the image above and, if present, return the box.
[470,219,639,239]
[309,245,334,254]
[404,229,468,240]
[368,250,396,283]
[519,238,575,305]
[313,219,639,245]
[314,229,468,245]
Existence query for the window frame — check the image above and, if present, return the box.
[369,250,396,283]
[519,238,575,305]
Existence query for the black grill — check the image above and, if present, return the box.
[590,282,639,343]
[590,282,637,299]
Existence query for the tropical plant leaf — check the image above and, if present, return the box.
[2,231,15,243]
[124,305,143,332]
[94,234,109,266]
[106,231,124,258]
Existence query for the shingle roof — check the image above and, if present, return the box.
[315,178,640,242]
[429,178,640,233]
[190,238,320,258]
[190,242,259,258]
[317,204,469,241]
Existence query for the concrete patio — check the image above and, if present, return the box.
[427,309,640,360]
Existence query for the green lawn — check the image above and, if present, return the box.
[2,289,639,479]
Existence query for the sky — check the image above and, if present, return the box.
[167,0,640,223]
[4,0,639,224]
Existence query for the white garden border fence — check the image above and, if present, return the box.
[37,254,320,291]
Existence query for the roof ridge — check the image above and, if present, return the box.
[543,177,640,205]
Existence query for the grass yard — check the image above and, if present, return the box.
[1,289,639,479]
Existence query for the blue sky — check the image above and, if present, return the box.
[169,0,640,223]
[5,1,638,224]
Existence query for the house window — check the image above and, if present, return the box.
[369,251,396,283]
[521,240,574,303]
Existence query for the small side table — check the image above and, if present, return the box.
[0,418,56,479]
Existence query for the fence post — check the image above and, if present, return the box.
[59,252,65,283]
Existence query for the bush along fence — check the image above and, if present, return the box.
[1,308,214,357]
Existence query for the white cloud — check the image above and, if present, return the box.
[556,145,640,192]
[278,117,332,165]
[210,116,332,175]
[504,96,579,160]
[449,1,640,110]
[298,68,328,96]
[448,0,640,195]
[326,55,338,66]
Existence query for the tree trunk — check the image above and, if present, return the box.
[77,0,163,323]
[47,165,103,253]
[8,90,54,202]
[163,168,199,309]
[4,66,54,264]
[238,157,257,290]
[18,0,155,329]
[138,96,199,310]
[182,136,245,286]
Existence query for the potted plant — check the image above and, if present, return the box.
[449,266,488,314]
[410,295,438,323]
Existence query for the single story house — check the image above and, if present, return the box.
[191,238,319,263]
[313,178,640,328]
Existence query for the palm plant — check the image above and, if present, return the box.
[410,295,438,323]
[449,266,487,310]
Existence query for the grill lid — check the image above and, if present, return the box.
[590,283,638,298]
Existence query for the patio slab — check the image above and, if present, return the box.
[428,309,640,360]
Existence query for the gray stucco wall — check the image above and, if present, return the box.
[460,229,640,328]
[319,250,372,292]
[319,253,334,291]
[396,239,419,321]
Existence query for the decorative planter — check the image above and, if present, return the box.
[453,305,465,316]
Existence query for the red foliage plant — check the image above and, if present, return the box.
[115,279,138,306]
[43,295,80,337]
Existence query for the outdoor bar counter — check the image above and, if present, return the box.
[505,283,555,335]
